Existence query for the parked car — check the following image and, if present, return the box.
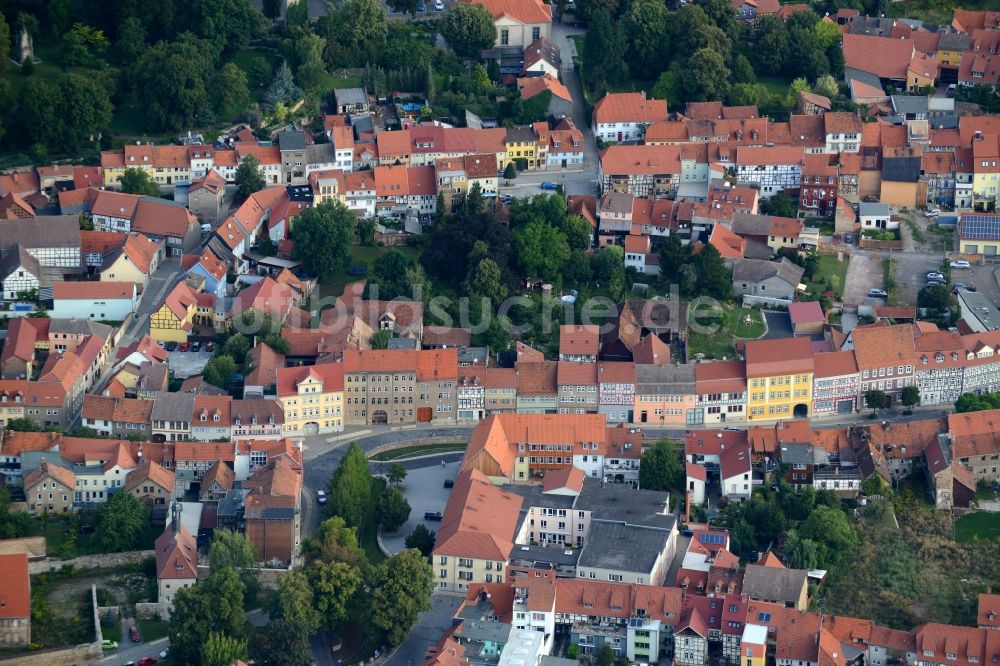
[947,84,957,97]
[316,490,327,505]
[680,528,694,537]
[951,259,971,269]
[867,288,888,298]
[844,233,853,245]
[953,283,971,293]
[129,625,141,642]
[926,207,940,217]
[540,182,559,191]
[499,194,514,203]
[138,658,157,666]
[434,0,444,9]
[190,341,201,352]
[101,639,119,650]
[348,265,368,276]
[205,341,215,352]
[156,340,166,349]
[165,341,177,352]
[179,342,190,352]
[926,279,945,287]
[444,479,455,488]
[926,271,945,280]
[424,511,443,521]
[416,1,426,9]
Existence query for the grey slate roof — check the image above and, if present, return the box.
[49,319,114,339]
[277,130,306,151]
[883,156,921,183]
[731,213,774,238]
[742,564,808,604]
[577,521,670,575]
[858,202,890,218]
[575,479,675,530]
[0,216,81,252]
[938,33,972,51]
[635,363,696,392]
[150,392,197,422]
[334,88,368,107]
[731,257,805,287]
[0,243,40,281]
[890,95,927,117]
[306,143,337,165]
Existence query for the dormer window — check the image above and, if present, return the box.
[213,413,220,422]
[234,417,241,426]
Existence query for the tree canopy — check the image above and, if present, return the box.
[169,567,249,666]
[292,201,357,280]
[375,486,411,532]
[96,492,149,552]
[639,438,683,492]
[441,3,496,58]
[325,443,373,528]
[369,548,434,646]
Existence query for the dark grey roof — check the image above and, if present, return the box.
[731,257,805,287]
[845,68,885,97]
[278,130,306,151]
[150,392,197,421]
[0,216,81,253]
[731,213,774,237]
[742,564,808,604]
[0,243,40,280]
[575,478,675,530]
[635,364,695,392]
[858,202,890,218]
[882,156,921,182]
[778,442,829,466]
[49,319,114,339]
[306,143,337,164]
[939,33,972,51]
[577,522,670,574]
[217,488,247,519]
[848,16,896,36]
[509,543,580,567]
[350,115,374,134]
[505,126,537,143]
[459,347,489,365]
[890,95,927,117]
[505,483,576,511]
[286,184,314,202]
[387,337,419,349]
[334,88,369,107]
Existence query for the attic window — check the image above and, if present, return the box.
[234,417,241,426]
[213,413,220,422]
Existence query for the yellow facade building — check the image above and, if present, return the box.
[744,338,814,421]
[276,364,344,436]
[150,282,197,344]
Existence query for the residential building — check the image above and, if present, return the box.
[0,216,82,273]
[741,564,809,610]
[597,361,635,424]
[276,363,345,435]
[812,351,860,416]
[914,328,966,405]
[734,146,805,199]
[745,338,814,421]
[464,0,551,49]
[0,244,40,301]
[124,461,175,508]
[559,325,600,362]
[732,258,805,304]
[150,281,197,343]
[49,281,138,321]
[557,361,598,415]
[959,213,1000,255]
[151,392,196,442]
[592,92,669,144]
[515,361,559,414]
[485,367,518,415]
[155,519,197,606]
[693,361,747,425]
[188,170,227,223]
[948,409,1000,483]
[962,330,1000,395]
[0,553,30,647]
[851,323,917,405]
[633,364,698,428]
[243,454,303,565]
[859,202,894,230]
[24,459,76,515]
[81,395,153,439]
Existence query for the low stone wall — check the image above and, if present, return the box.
[0,643,101,665]
[135,602,171,621]
[195,564,286,589]
[91,585,103,648]
[29,550,154,574]
[366,437,468,460]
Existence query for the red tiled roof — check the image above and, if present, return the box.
[0,553,30,618]
[434,469,523,561]
[843,34,915,79]
[593,92,667,125]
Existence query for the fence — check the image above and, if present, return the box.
[741,294,793,308]
[859,238,904,251]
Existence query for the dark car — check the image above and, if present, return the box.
[540,182,559,191]
[443,479,455,488]
[138,658,157,666]
[680,528,694,537]
[190,341,201,352]
[165,341,178,352]
[424,511,443,521]
[129,625,141,642]
[348,265,368,276]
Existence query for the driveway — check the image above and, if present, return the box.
[379,460,458,555]
[761,311,793,340]
[843,251,884,305]
[166,350,212,379]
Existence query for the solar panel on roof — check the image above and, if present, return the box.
[699,532,725,545]
[961,214,1000,240]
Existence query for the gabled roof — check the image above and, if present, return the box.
[843,34,915,80]
[517,75,572,102]
[132,198,196,239]
[125,461,175,493]
[24,458,76,489]
[742,564,807,604]
[434,469,523,561]
[202,460,235,493]
[593,92,668,125]
[463,0,551,24]
[155,524,198,580]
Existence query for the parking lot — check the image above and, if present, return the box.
[166,350,212,379]
[843,252,884,305]
[380,460,456,555]
[893,253,946,304]
[963,263,1000,306]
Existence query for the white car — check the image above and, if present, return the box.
[316,490,327,505]
[926,207,940,217]
[434,0,444,9]
[950,260,971,269]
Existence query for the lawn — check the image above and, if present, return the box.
[319,245,421,299]
[688,304,765,360]
[955,512,1000,543]
[804,254,850,300]
[137,617,171,642]
[757,74,794,98]
[370,442,467,462]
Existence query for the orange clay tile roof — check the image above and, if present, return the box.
[812,350,858,378]
[120,234,161,274]
[557,360,598,385]
[152,145,189,168]
[709,223,746,258]
[52,281,134,300]
[948,409,1000,458]
[599,145,683,175]
[542,466,586,493]
[90,189,141,219]
[132,199,196,239]
[736,145,805,166]
[155,525,197,580]
[434,468,523,561]
[124,460,175,493]
[24,458,76,490]
[244,453,302,499]
[851,323,917,369]
[843,33,915,80]
[516,361,558,395]
[80,230,127,257]
[193,395,233,426]
[593,92,669,125]
[744,337,814,377]
[417,348,458,381]
[173,441,235,462]
[560,324,599,356]
[0,553,30,618]
[343,349,418,373]
[201,460,235,492]
[276,363,345,396]
[518,75,573,102]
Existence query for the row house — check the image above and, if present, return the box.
[799,154,839,216]
[634,363,698,428]
[276,364,346,435]
[913,328,966,405]
[822,112,863,154]
[591,92,669,144]
[745,338,814,422]
[812,351,860,416]
[0,216,81,272]
[693,360,747,426]
[22,438,138,506]
[557,361,599,415]
[485,368,518,415]
[598,145,685,198]
[961,330,1000,395]
[230,400,285,440]
[457,369,487,422]
[81,395,153,439]
[235,144,282,185]
[597,361,636,424]
[733,146,805,199]
[849,323,917,406]
[373,165,437,218]
[435,154,500,212]
[342,348,457,425]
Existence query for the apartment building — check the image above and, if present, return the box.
[276,364,345,435]
[557,361,598,414]
[850,323,917,406]
[591,92,669,144]
[597,361,636,424]
[914,328,966,405]
[634,364,698,428]
[744,338,814,421]
[812,351,860,416]
[693,360,747,426]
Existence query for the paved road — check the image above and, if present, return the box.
[121,258,182,346]
[384,594,464,666]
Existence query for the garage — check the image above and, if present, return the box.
[837,399,854,414]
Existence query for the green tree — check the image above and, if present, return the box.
[307,560,362,632]
[184,0,264,56]
[753,16,789,73]
[582,8,626,96]
[404,524,436,558]
[0,487,34,539]
[326,443,373,527]
[203,355,237,388]
[63,23,110,67]
[760,192,797,218]
[678,48,730,104]
[269,568,320,634]
[4,418,43,432]
[202,632,250,666]
[212,63,251,120]
[375,486,411,531]
[514,220,570,282]
[234,154,266,199]
[441,3,497,58]
[263,0,282,20]
[371,250,412,300]
[370,549,433,646]
[639,438,683,492]
[467,258,508,303]
[169,568,249,666]
[388,0,420,16]
[96,492,149,552]
[864,389,887,416]
[292,200,356,280]
[900,385,920,411]
[114,17,146,63]
[16,74,113,153]
[251,618,313,666]
[318,0,388,68]
[502,162,517,184]
[692,244,732,301]
[0,14,10,73]
[798,504,857,567]
[209,529,260,604]
[222,332,252,363]
[624,0,668,76]
[302,516,366,565]
[387,463,408,486]
[131,36,214,131]
[119,167,161,196]
[596,643,615,666]
[814,74,840,100]
[265,60,301,107]
[784,531,820,569]
[370,330,391,349]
